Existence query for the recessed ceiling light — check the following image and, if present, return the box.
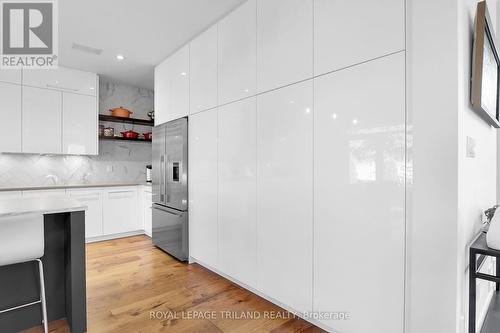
[116,54,125,61]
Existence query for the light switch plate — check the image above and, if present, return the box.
[466,136,476,158]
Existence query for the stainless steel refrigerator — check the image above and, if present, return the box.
[152,117,188,261]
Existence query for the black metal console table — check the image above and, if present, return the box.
[469,232,500,333]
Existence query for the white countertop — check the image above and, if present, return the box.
[0,197,87,218]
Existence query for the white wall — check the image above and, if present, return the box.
[407,0,498,332]
[458,1,498,332]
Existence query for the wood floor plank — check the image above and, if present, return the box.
[21,236,326,333]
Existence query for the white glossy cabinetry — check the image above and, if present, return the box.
[257,0,313,92]
[189,109,219,268]
[218,98,257,287]
[154,45,190,125]
[314,0,405,76]
[313,53,405,332]
[62,93,98,155]
[190,26,218,114]
[142,186,152,237]
[218,0,256,104]
[68,188,103,238]
[0,66,98,155]
[256,80,313,313]
[0,82,21,152]
[0,191,23,199]
[23,67,97,96]
[103,187,140,235]
[22,86,62,154]
[0,69,21,84]
[22,189,67,198]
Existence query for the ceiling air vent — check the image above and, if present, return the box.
[71,43,103,55]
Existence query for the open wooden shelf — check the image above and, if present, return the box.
[99,114,154,126]
[99,136,152,143]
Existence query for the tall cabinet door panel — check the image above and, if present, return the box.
[314,0,404,76]
[188,109,218,267]
[218,98,257,287]
[0,82,21,152]
[256,80,313,313]
[218,0,256,104]
[257,0,313,92]
[62,93,98,155]
[22,86,62,154]
[190,25,218,114]
[313,52,405,333]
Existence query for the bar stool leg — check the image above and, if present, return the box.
[37,259,48,333]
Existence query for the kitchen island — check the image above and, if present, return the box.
[0,197,87,333]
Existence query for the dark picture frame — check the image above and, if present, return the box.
[471,0,500,128]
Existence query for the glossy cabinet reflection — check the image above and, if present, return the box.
[313,52,405,333]
[218,98,257,288]
[155,45,190,125]
[257,80,313,313]
[189,109,219,268]
[218,0,256,104]
[314,0,404,76]
[190,25,218,114]
[257,0,313,92]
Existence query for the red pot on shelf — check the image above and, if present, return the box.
[121,130,139,139]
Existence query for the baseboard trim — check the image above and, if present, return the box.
[189,256,337,333]
[86,230,146,243]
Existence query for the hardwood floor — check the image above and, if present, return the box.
[23,236,325,333]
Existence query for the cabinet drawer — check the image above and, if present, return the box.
[22,189,67,198]
[23,67,97,96]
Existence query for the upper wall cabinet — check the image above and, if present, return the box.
[0,66,98,155]
[23,67,97,96]
[155,45,190,125]
[22,86,62,154]
[0,82,21,152]
[0,69,21,84]
[218,0,256,105]
[190,26,218,114]
[314,0,404,76]
[62,93,98,155]
[257,0,313,93]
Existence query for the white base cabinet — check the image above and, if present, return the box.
[68,188,103,239]
[0,185,152,242]
[103,187,140,235]
[142,186,153,237]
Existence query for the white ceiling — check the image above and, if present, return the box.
[59,0,246,89]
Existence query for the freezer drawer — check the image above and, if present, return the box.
[152,204,188,261]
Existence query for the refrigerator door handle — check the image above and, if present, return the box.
[160,155,166,203]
